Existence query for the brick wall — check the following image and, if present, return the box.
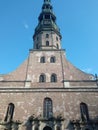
[0,90,98,122]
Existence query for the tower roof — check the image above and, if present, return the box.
[33,0,61,39]
[44,0,51,3]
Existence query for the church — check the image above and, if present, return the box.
[0,0,98,130]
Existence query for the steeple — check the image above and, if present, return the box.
[33,0,62,50]
[44,0,51,3]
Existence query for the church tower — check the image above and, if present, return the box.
[25,0,66,88]
[33,0,61,50]
[25,0,94,88]
[0,0,98,130]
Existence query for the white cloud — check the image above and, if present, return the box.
[83,68,93,73]
[23,21,29,29]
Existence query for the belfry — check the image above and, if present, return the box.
[33,0,61,50]
[0,0,98,130]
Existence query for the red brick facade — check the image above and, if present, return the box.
[0,0,98,130]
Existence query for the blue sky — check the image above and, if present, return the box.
[0,0,98,75]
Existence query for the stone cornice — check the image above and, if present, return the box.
[29,49,65,52]
[0,87,98,93]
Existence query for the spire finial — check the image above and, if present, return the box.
[44,0,51,3]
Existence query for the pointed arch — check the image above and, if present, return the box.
[43,98,53,118]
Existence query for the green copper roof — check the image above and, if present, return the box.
[44,0,51,3]
[33,0,61,38]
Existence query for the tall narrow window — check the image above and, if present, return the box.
[46,34,49,38]
[40,56,45,63]
[36,44,39,49]
[4,103,15,122]
[57,44,59,49]
[43,98,53,118]
[46,41,49,46]
[50,56,56,63]
[56,36,58,41]
[39,74,46,82]
[51,74,57,82]
[80,102,89,122]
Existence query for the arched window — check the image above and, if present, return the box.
[80,102,89,122]
[50,56,56,63]
[46,41,49,46]
[39,74,46,82]
[4,103,15,122]
[43,126,52,130]
[46,34,49,38]
[56,36,58,41]
[51,74,57,82]
[36,44,39,49]
[40,56,45,63]
[57,44,59,49]
[43,98,53,118]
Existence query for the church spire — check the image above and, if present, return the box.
[33,0,62,50]
[44,0,51,3]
